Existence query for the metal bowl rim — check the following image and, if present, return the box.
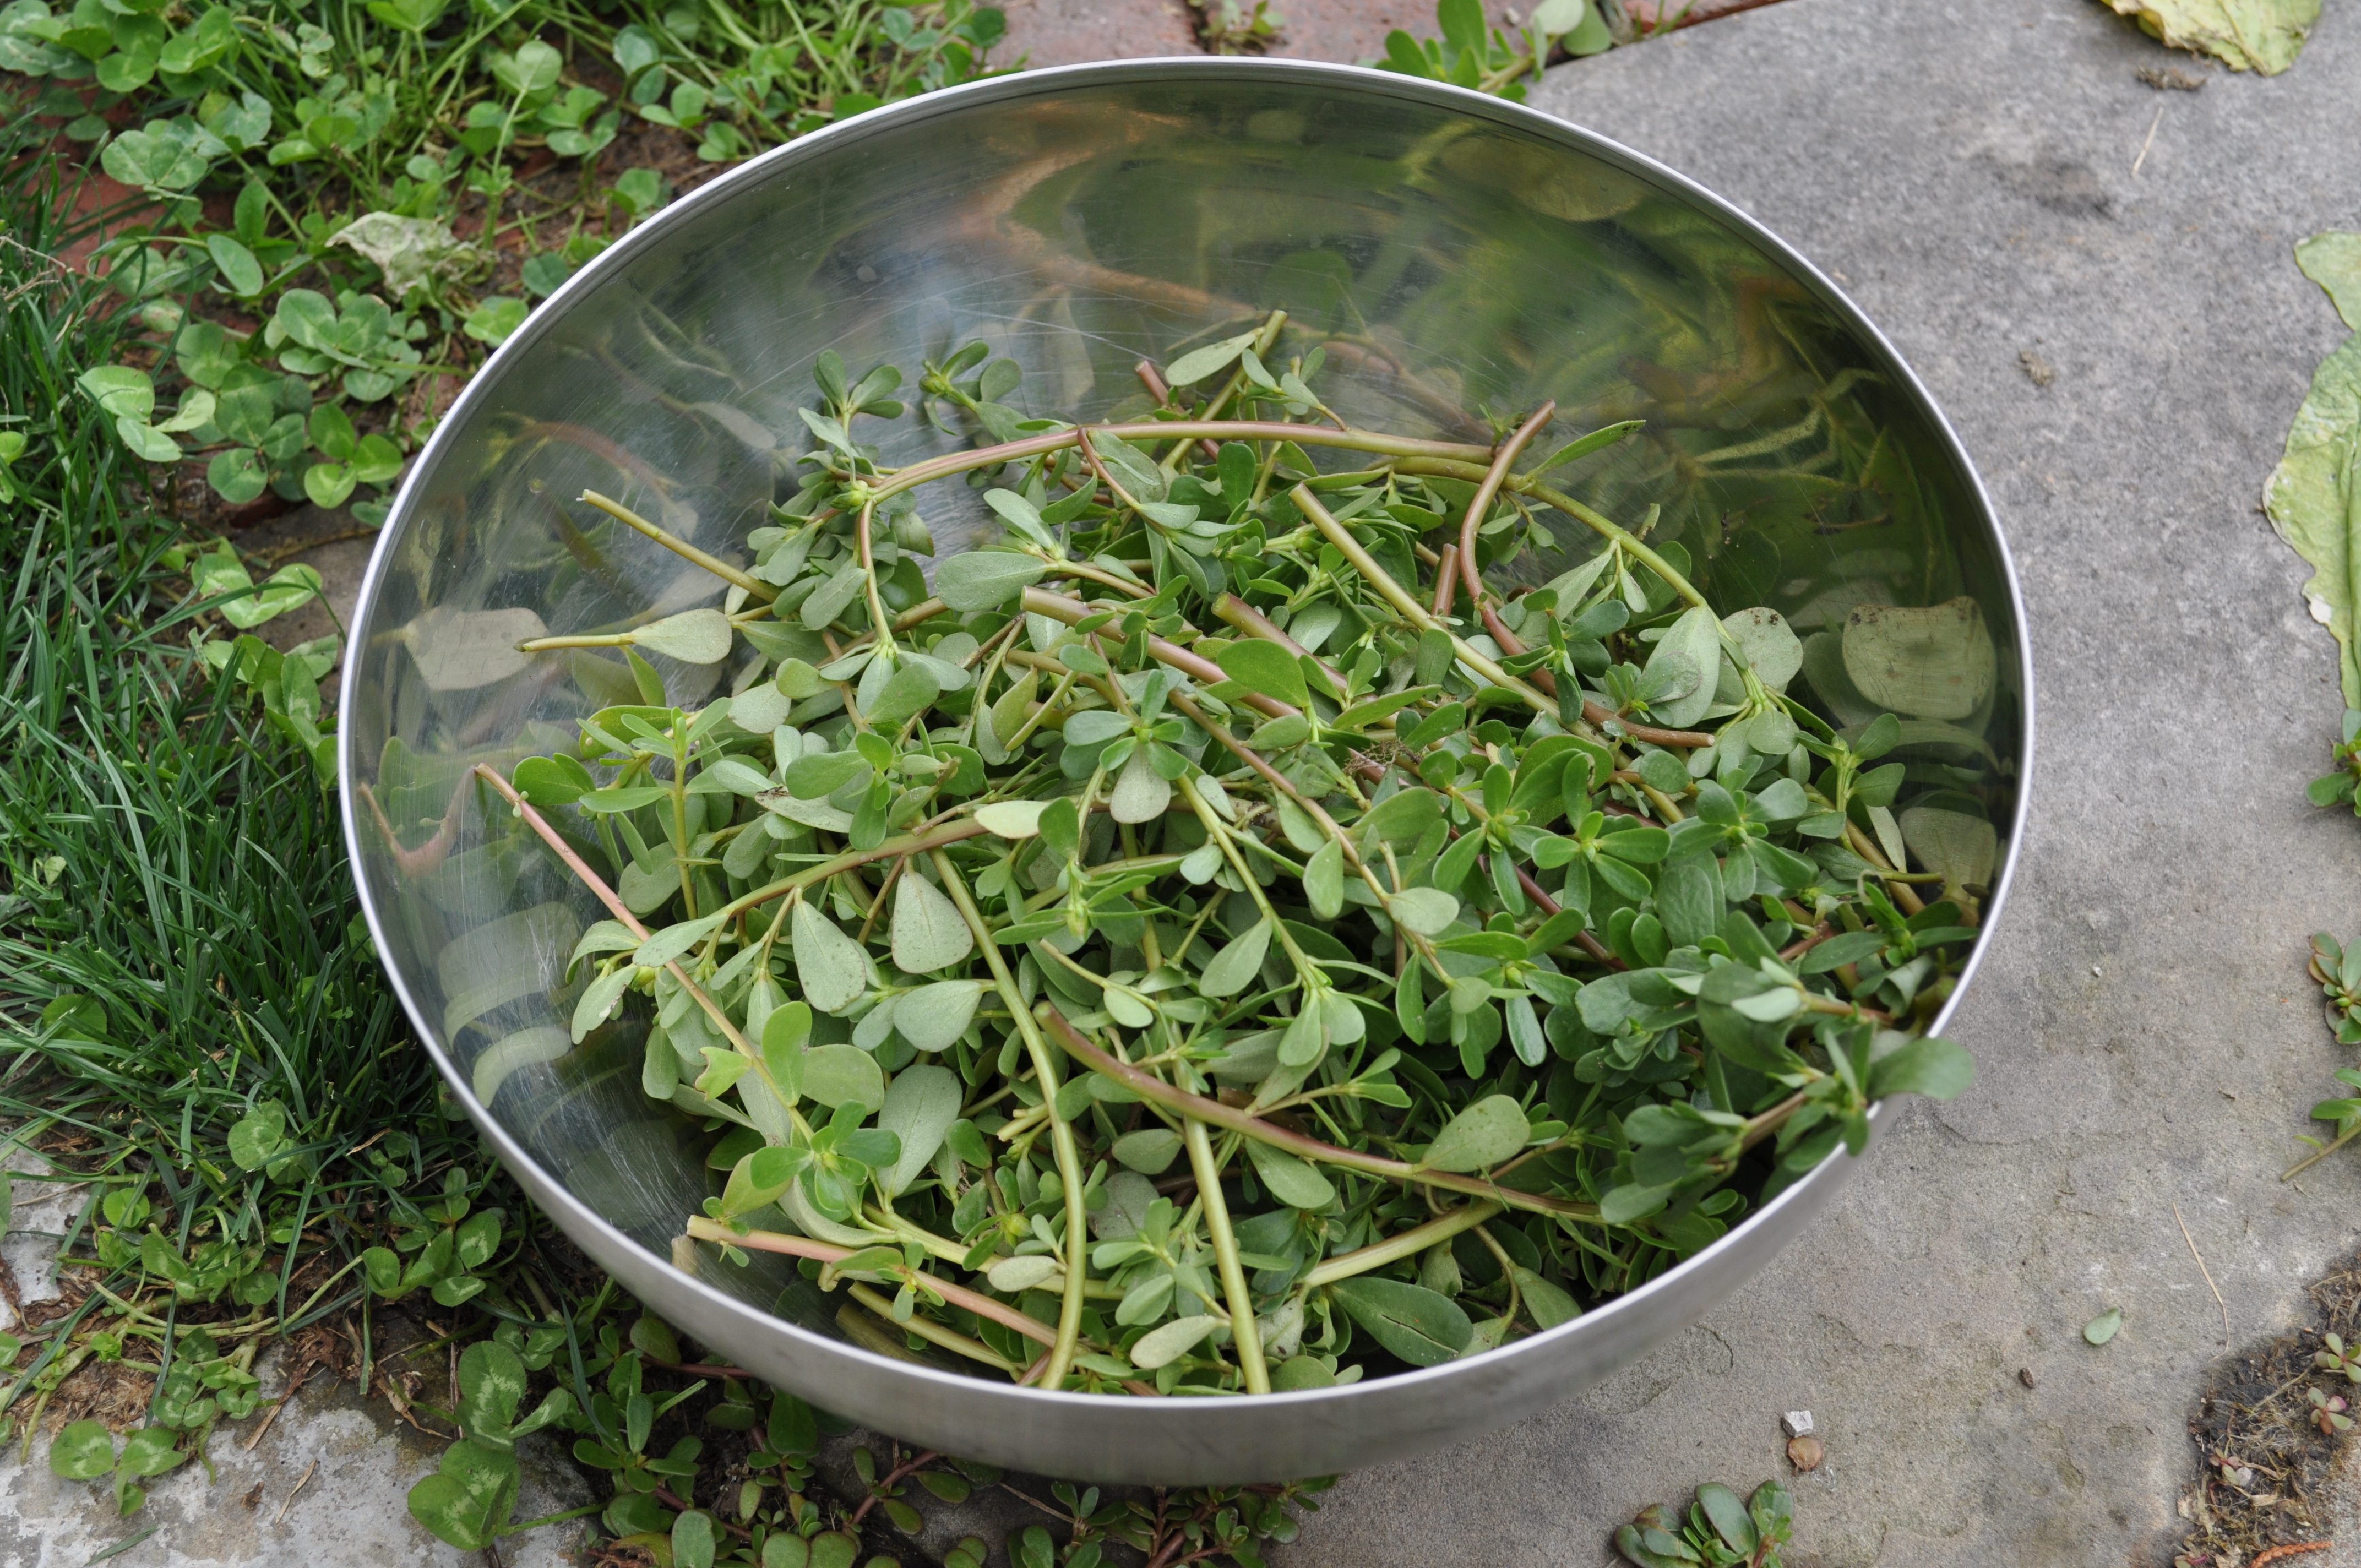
[338,54,2034,1415]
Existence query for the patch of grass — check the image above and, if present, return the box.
[0,119,552,1458]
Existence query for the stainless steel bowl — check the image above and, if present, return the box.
[341,58,2030,1485]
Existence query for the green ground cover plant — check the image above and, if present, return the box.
[1377,0,1613,97]
[0,119,606,1524]
[0,0,1005,524]
[1617,1477,1792,1568]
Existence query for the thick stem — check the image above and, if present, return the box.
[844,1284,1019,1375]
[1299,1202,1499,1288]
[1169,692,1446,979]
[1394,459,1710,612]
[1165,311,1292,471]
[670,756,697,916]
[1297,484,1713,749]
[1049,560,1156,600]
[475,766,770,1081]
[683,1216,1057,1349]
[1842,821,1928,916]
[1734,1090,1812,1155]
[1291,484,1559,720]
[1038,1006,1601,1223]
[930,851,1090,1390]
[854,498,898,658]
[1455,402,1556,609]
[715,818,992,922]
[1021,586,1299,721]
[1176,775,1317,982]
[1183,1120,1270,1393]
[1430,545,1461,620]
[871,421,1495,504]
[579,490,774,601]
[1505,859,1624,971]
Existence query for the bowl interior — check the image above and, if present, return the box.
[344,61,2023,1479]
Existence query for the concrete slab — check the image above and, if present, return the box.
[0,1142,588,1568]
[1267,2,2361,1565]
[1,1144,89,1341]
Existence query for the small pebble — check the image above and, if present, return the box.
[1787,1435,1825,1472]
[2019,1368,2036,1389]
[1781,1409,1814,1438]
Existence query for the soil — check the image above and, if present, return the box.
[2173,1253,2361,1566]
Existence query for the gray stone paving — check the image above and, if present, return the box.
[0,1137,592,1567]
[1280,2,2361,1564]
[0,1376,588,1568]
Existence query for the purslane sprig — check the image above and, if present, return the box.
[486,321,1989,1395]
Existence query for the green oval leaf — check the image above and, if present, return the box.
[631,608,732,665]
[1328,1277,1471,1367]
[934,551,1046,612]
[790,903,871,1015]
[893,979,983,1053]
[1214,640,1309,709]
[1129,1313,1220,1370]
[206,232,264,297]
[1244,1138,1335,1210]
[801,1043,883,1112]
[1419,1094,1526,1172]
[890,873,973,974]
[878,1063,961,1196]
[1198,918,1272,998]
[1388,888,1459,937]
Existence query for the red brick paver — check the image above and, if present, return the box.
[993,0,1789,70]
[998,0,1203,67]
[1264,0,1516,65]
[1624,0,1786,32]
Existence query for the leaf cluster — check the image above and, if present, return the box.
[1616,1478,1792,1568]
[1379,0,1612,101]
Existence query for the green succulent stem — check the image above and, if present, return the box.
[1038,1005,1603,1224]
[1390,457,1712,612]
[931,850,1091,1390]
[1290,483,1559,718]
[1183,1117,1270,1395]
[578,489,775,601]
[868,420,1497,506]
[1298,1201,1501,1289]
